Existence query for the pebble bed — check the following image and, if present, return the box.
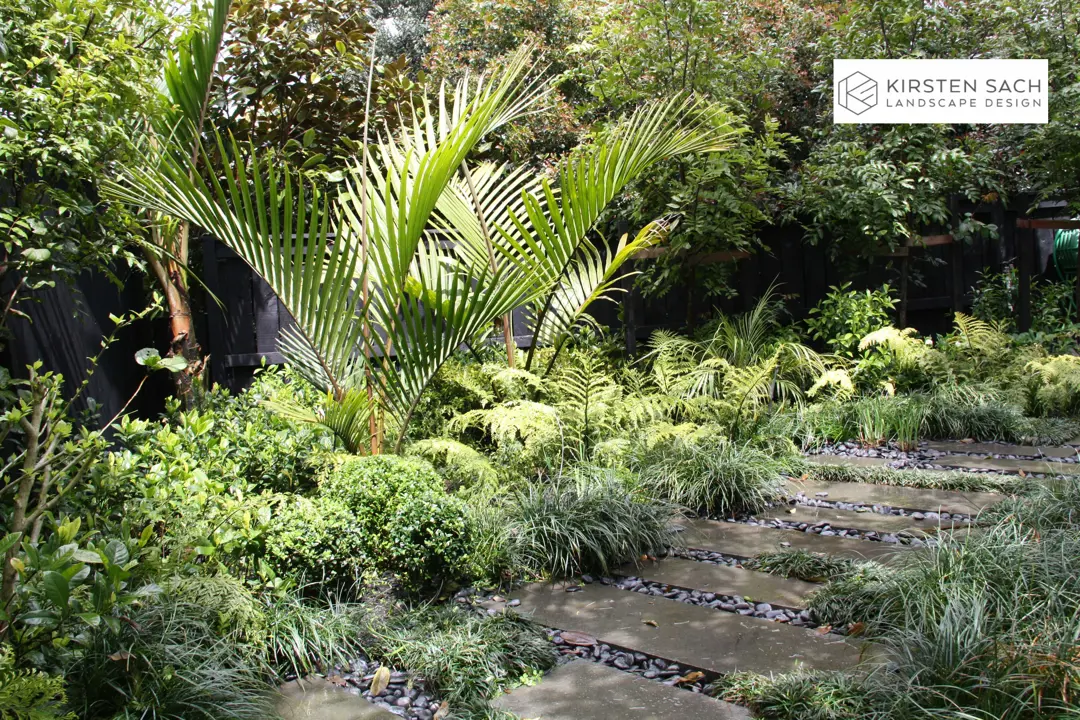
[324,657,444,719]
[546,627,713,693]
[809,440,1076,469]
[614,575,817,627]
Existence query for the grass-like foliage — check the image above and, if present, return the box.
[368,606,556,713]
[66,598,277,720]
[712,670,878,720]
[784,477,1080,720]
[506,467,674,579]
[259,595,367,682]
[634,436,785,515]
[747,549,858,583]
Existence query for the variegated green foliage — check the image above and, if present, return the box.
[110,44,739,452]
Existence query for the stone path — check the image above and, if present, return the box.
[934,455,1080,475]
[678,518,910,564]
[756,504,967,533]
[278,678,397,720]
[494,660,751,719]
[788,479,1000,515]
[493,442,1023,716]
[631,557,819,609]
[925,441,1079,459]
[485,582,866,675]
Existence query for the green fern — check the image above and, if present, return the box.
[406,437,500,491]
[547,354,623,455]
[0,645,74,720]
[166,574,267,645]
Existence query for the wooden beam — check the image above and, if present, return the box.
[1016,219,1080,230]
[630,247,751,264]
[920,234,955,246]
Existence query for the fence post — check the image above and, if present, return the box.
[201,235,228,387]
[1018,216,1032,332]
[950,197,964,313]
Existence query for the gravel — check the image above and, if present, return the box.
[612,575,818,627]
[546,627,714,692]
[324,657,444,719]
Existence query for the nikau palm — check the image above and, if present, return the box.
[108,47,739,453]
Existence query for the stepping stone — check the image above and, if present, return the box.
[925,441,1078,459]
[491,583,865,675]
[790,479,1000,515]
[756,504,966,534]
[278,678,397,720]
[494,659,751,720]
[631,557,818,608]
[933,455,1080,476]
[680,518,908,565]
[803,454,890,468]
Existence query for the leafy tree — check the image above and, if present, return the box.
[426,0,583,160]
[0,0,169,345]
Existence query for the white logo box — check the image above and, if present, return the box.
[834,59,1048,124]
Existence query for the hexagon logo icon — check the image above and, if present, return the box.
[837,71,878,115]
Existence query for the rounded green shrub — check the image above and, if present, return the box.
[262,495,366,589]
[320,456,470,591]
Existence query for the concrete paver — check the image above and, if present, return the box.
[494,660,751,720]
[495,583,867,675]
[631,557,819,607]
[678,518,909,565]
[933,455,1080,476]
[757,504,967,534]
[278,678,397,720]
[789,479,1000,515]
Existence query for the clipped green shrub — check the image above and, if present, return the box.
[506,468,673,579]
[320,455,470,591]
[805,282,895,357]
[368,606,556,711]
[262,494,367,590]
[634,437,785,515]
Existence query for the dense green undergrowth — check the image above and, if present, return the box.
[714,478,1080,720]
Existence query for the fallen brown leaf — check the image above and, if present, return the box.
[434,701,450,720]
[674,671,705,685]
[560,631,598,646]
[847,621,866,637]
[815,624,833,635]
[643,619,658,627]
[370,666,391,696]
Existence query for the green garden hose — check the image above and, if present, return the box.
[1054,228,1080,281]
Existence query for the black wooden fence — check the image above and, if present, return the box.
[197,197,1077,391]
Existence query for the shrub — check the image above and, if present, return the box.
[66,598,276,720]
[506,467,673,579]
[262,494,367,591]
[368,606,556,711]
[805,282,895,357]
[634,436,785,515]
[320,456,470,591]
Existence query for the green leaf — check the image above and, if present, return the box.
[300,153,326,169]
[103,540,130,566]
[73,549,102,564]
[0,533,22,556]
[158,356,189,373]
[20,248,51,262]
[42,571,70,608]
[134,348,161,367]
[302,128,316,148]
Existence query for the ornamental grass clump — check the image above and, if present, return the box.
[634,437,785,516]
[506,466,674,579]
[368,606,556,712]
